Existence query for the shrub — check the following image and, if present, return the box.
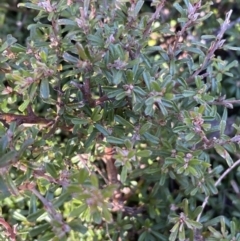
[0,0,240,240]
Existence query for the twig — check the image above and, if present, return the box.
[208,99,240,109]
[172,1,202,55]
[102,147,119,185]
[196,158,240,222]
[143,1,166,39]
[13,163,59,184]
[215,17,240,36]
[0,113,53,126]
[194,134,240,151]
[19,183,70,237]
[185,10,232,85]
[0,217,17,241]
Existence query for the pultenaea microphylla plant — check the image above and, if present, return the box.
[0,0,240,240]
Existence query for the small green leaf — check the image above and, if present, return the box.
[136,150,152,157]
[68,220,88,234]
[91,106,102,122]
[0,62,11,73]
[76,42,89,60]
[151,81,161,92]
[124,139,133,149]
[91,174,99,187]
[150,230,167,240]
[5,73,24,82]
[70,204,88,217]
[133,86,146,96]
[182,90,196,97]
[208,226,222,238]
[143,132,159,144]
[178,17,188,23]
[102,206,112,223]
[18,99,30,112]
[45,163,58,179]
[182,46,205,56]
[220,216,226,234]
[134,0,144,16]
[115,115,134,129]
[182,199,188,215]
[196,12,213,22]
[92,211,102,224]
[0,151,17,168]
[193,206,203,219]
[145,96,154,106]
[138,231,147,241]
[18,138,34,156]
[0,35,17,52]
[123,224,133,230]
[10,43,26,53]
[225,60,238,69]
[178,224,185,241]
[4,174,19,196]
[29,223,51,237]
[13,210,27,221]
[185,132,195,141]
[223,45,240,51]
[230,221,236,236]
[71,118,89,125]
[29,194,37,215]
[53,192,71,208]
[106,136,125,144]
[144,167,161,174]
[73,168,89,184]
[170,59,176,75]
[173,2,185,15]
[173,126,188,132]
[63,52,80,64]
[87,34,104,47]
[39,51,47,63]
[113,71,123,85]
[169,223,179,241]
[157,102,168,116]
[222,107,228,122]
[206,179,218,195]
[18,2,44,11]
[143,71,152,90]
[28,82,38,100]
[95,124,110,136]
[159,173,166,186]
[214,144,233,167]
[40,79,50,99]
[27,209,45,222]
[187,166,199,177]
[185,219,203,229]
[116,91,127,100]
[120,165,128,183]
[139,122,152,134]
[57,19,77,26]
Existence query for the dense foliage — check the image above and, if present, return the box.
[1,0,240,240]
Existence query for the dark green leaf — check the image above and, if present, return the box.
[0,151,17,168]
[106,136,125,144]
[40,79,50,99]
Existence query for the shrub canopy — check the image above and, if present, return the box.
[0,0,240,240]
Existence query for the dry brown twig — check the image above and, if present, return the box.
[0,217,17,241]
